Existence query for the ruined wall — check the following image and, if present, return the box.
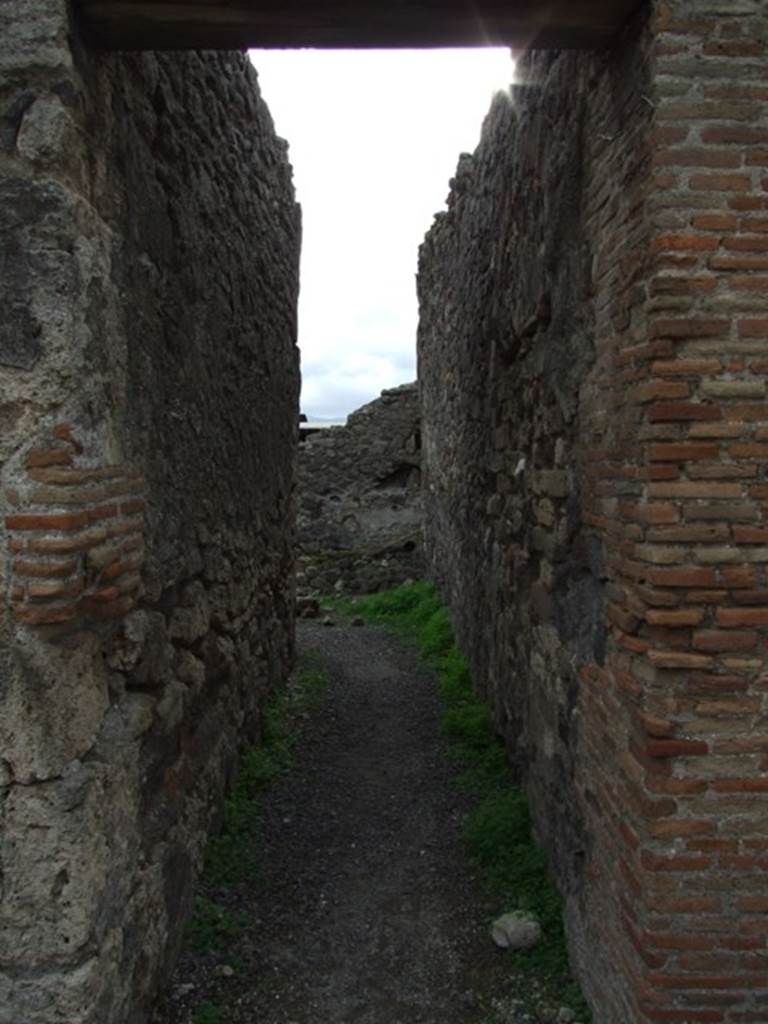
[419,2,768,1021]
[297,383,422,597]
[419,25,651,1019]
[0,4,300,1022]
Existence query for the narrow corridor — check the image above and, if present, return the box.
[153,620,572,1024]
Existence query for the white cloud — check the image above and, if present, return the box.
[249,48,514,420]
[301,353,410,421]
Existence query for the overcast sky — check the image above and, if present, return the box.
[249,48,514,420]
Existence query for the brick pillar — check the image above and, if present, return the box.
[580,2,768,1020]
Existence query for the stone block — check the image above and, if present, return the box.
[2,631,109,782]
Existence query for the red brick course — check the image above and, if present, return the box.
[4,426,145,626]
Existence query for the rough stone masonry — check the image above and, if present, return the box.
[297,383,423,598]
[419,1,768,1021]
[0,3,300,1021]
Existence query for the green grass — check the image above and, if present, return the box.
[179,655,330,1017]
[198,654,329,888]
[340,581,591,1022]
[192,1001,226,1024]
[186,896,243,954]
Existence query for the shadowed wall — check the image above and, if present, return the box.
[0,4,299,1020]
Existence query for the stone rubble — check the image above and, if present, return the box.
[297,383,423,597]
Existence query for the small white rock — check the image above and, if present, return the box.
[557,1009,576,1024]
[491,910,542,950]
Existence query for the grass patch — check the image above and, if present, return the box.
[201,653,329,888]
[342,581,591,1022]
[175,655,329,1016]
[186,896,243,954]
[192,1001,226,1024]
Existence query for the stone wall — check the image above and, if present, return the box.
[0,5,300,1022]
[418,2,768,1021]
[297,383,423,597]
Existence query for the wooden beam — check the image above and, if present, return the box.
[74,0,642,51]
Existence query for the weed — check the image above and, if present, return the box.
[173,655,329,1023]
[202,654,329,887]
[192,1000,226,1024]
[343,580,592,1022]
[186,896,242,954]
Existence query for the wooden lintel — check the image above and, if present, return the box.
[74,0,643,51]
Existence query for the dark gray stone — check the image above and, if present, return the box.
[297,383,423,596]
[0,178,68,369]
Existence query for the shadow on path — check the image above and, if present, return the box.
[154,620,539,1024]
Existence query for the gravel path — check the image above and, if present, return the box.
[153,620,575,1024]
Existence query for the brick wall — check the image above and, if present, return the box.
[418,2,768,1020]
[584,2,768,1020]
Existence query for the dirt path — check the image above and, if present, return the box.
[154,621,573,1024]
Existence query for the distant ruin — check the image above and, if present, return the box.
[297,384,423,599]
